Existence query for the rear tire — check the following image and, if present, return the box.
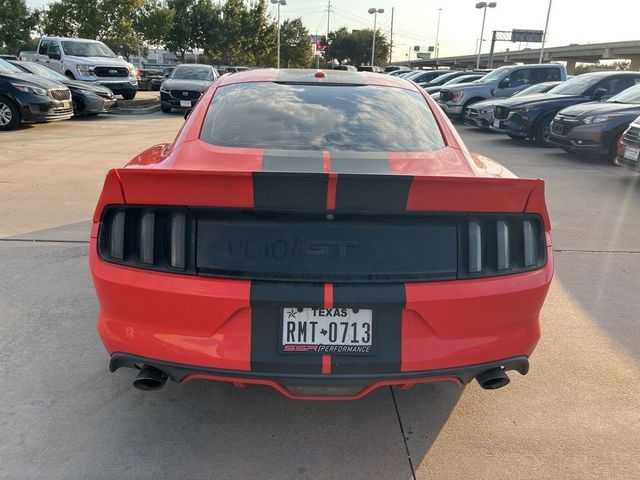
[507,134,525,140]
[0,97,21,131]
[122,91,136,101]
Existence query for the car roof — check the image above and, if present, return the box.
[216,68,421,91]
[42,36,101,43]
[580,70,640,77]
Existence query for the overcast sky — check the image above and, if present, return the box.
[26,0,640,62]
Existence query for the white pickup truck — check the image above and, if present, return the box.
[20,36,138,99]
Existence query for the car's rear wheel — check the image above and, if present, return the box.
[0,97,20,131]
[534,114,554,147]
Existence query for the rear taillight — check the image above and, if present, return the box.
[98,206,196,273]
[459,215,546,278]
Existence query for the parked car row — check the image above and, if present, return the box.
[0,57,116,131]
[428,62,640,170]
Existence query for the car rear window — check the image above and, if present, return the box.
[200,82,445,152]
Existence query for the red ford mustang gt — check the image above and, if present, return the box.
[90,69,553,400]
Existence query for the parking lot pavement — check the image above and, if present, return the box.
[1,118,639,479]
[0,112,183,238]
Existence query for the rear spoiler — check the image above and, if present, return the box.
[93,169,550,231]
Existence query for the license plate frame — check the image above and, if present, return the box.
[623,145,640,162]
[280,307,375,355]
[180,100,192,107]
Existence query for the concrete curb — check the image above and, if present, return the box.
[110,104,161,115]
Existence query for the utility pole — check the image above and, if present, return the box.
[434,8,442,66]
[389,7,394,63]
[539,0,553,63]
[327,0,331,40]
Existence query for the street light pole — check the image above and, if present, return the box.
[539,0,553,63]
[475,2,496,70]
[271,0,287,68]
[368,7,384,66]
[434,8,442,66]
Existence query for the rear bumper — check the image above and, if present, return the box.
[110,352,530,400]
[91,230,553,398]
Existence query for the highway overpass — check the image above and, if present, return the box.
[392,40,640,73]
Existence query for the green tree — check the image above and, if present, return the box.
[0,0,37,54]
[190,0,221,58]
[42,0,145,57]
[43,0,102,39]
[326,27,389,67]
[135,0,175,48]
[165,0,193,60]
[279,18,311,68]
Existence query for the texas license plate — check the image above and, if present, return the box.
[281,307,373,354]
[623,146,640,162]
[493,119,501,128]
[180,100,191,107]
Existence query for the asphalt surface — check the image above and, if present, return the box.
[1,113,639,479]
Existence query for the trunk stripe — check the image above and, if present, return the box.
[335,174,413,211]
[331,284,406,374]
[250,281,324,374]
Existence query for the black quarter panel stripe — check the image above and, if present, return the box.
[334,174,413,211]
[331,284,405,374]
[250,281,324,374]
[329,151,391,174]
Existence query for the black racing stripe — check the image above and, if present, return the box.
[262,150,324,173]
[252,172,328,210]
[334,174,413,211]
[331,284,405,374]
[250,281,324,374]
[329,151,391,174]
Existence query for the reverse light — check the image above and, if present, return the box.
[463,215,545,278]
[99,206,196,274]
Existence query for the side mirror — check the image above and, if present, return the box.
[592,87,608,100]
[498,78,510,89]
[49,52,61,60]
[184,108,192,120]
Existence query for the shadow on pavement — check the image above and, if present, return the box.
[0,223,462,479]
